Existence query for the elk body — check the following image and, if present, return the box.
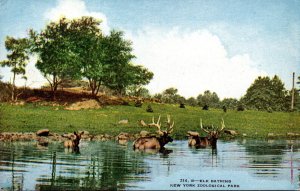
[64,131,84,151]
[133,115,174,151]
[187,119,225,149]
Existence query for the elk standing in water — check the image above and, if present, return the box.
[133,115,174,151]
[64,131,84,152]
[187,119,225,149]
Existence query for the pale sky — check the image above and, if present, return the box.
[0,0,299,99]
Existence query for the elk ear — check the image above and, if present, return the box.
[80,131,84,136]
[157,131,164,136]
[74,131,78,136]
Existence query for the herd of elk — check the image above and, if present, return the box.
[61,117,225,153]
[133,115,174,151]
[64,131,84,152]
[187,119,225,149]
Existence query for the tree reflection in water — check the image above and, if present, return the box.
[34,142,150,190]
[0,140,299,190]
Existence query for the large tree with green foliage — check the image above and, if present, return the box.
[197,90,220,108]
[29,17,81,98]
[30,16,153,97]
[0,36,29,101]
[101,30,136,95]
[242,75,287,111]
[122,64,153,94]
[68,17,107,96]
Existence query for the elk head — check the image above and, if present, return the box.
[200,118,225,148]
[133,115,174,151]
[64,131,84,150]
[150,115,174,147]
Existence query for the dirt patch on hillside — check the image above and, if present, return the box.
[65,99,101,110]
[8,87,156,107]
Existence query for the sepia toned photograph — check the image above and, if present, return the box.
[0,0,299,190]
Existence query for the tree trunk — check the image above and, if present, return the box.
[11,72,16,102]
[51,75,58,100]
[89,79,101,97]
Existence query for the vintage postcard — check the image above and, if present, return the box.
[0,0,299,190]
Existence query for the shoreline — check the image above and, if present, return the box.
[1,131,299,143]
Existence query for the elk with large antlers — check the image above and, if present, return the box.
[133,115,174,151]
[187,119,225,149]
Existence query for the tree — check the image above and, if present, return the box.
[123,64,153,94]
[30,16,153,97]
[68,17,105,96]
[126,86,151,98]
[0,36,29,101]
[69,19,153,96]
[29,17,81,98]
[197,90,220,108]
[242,75,287,111]
[161,87,180,104]
[186,97,198,107]
[102,30,136,95]
[220,98,238,109]
[153,93,163,101]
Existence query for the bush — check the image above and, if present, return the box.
[135,100,143,107]
[237,105,245,111]
[202,104,209,110]
[179,103,185,108]
[146,105,153,112]
[0,82,12,102]
[222,106,227,112]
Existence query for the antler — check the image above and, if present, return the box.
[138,119,148,127]
[218,118,225,132]
[200,118,210,134]
[166,115,174,134]
[148,115,162,132]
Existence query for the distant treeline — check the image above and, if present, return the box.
[145,75,299,112]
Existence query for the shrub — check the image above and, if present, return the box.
[0,82,12,102]
[237,105,245,111]
[202,104,209,110]
[146,105,153,112]
[135,100,143,107]
[222,106,227,112]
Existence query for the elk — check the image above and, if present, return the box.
[64,131,84,151]
[187,119,225,149]
[133,115,174,151]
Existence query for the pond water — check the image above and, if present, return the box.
[0,139,299,190]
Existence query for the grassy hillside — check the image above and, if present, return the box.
[0,102,299,139]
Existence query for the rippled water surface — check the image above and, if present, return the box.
[0,139,299,190]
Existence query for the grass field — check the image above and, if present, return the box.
[0,102,299,139]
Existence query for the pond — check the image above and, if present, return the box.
[0,139,299,190]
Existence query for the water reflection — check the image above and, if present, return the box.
[0,139,299,190]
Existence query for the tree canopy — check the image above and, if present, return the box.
[197,90,220,108]
[29,17,80,96]
[0,36,30,101]
[242,75,288,111]
[29,16,153,97]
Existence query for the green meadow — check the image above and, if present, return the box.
[0,102,299,139]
